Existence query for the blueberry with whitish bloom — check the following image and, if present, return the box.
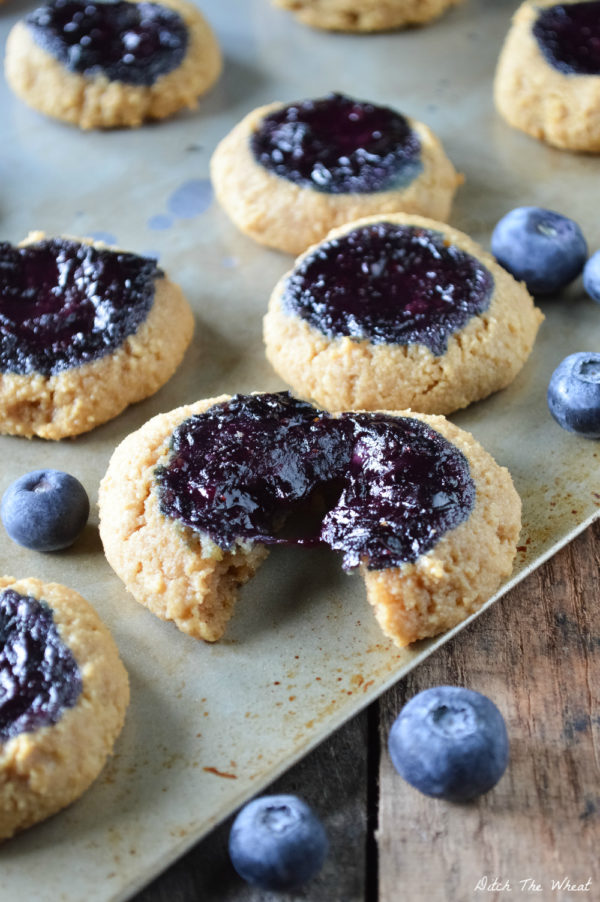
[388,686,509,801]
[1,469,90,552]
[491,206,587,295]
[548,352,600,438]
[228,794,328,891]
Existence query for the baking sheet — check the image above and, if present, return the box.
[0,0,599,899]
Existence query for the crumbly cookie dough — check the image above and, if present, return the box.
[210,101,461,256]
[4,0,222,129]
[0,576,129,841]
[264,213,544,414]
[494,0,600,151]
[271,0,466,32]
[0,233,194,440]
[98,394,520,648]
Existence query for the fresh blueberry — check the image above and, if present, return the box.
[583,250,600,303]
[228,794,328,891]
[1,469,90,552]
[388,686,509,802]
[547,352,600,438]
[491,206,587,295]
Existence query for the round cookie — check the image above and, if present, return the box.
[0,576,129,841]
[98,390,521,648]
[4,0,221,129]
[264,213,544,414]
[210,93,461,255]
[0,232,194,440]
[494,0,600,151]
[271,0,466,32]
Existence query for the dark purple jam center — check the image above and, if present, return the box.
[250,93,422,194]
[155,392,475,571]
[0,589,82,742]
[0,238,161,376]
[533,2,600,75]
[282,222,494,356]
[27,0,188,86]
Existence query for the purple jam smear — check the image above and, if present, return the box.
[155,392,475,571]
[250,93,422,194]
[26,0,188,86]
[281,221,494,356]
[0,589,82,742]
[533,2,600,75]
[0,238,161,376]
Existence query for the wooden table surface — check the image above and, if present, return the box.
[132,518,600,902]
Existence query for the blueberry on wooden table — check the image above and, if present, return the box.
[228,794,328,891]
[388,686,509,801]
[1,469,90,551]
[548,352,600,438]
[491,206,587,295]
[583,251,600,303]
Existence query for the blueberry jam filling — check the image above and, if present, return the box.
[0,238,161,376]
[281,222,494,357]
[319,412,475,570]
[533,2,600,76]
[0,589,82,742]
[155,392,475,571]
[250,93,422,194]
[26,0,188,86]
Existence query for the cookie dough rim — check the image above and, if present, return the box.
[98,392,520,648]
[0,576,130,841]
[4,0,222,129]
[263,212,543,414]
[494,0,600,151]
[210,100,461,255]
[271,0,466,33]
[0,231,195,440]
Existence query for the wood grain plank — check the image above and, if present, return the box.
[378,520,600,902]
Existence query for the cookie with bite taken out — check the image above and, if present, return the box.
[98,390,521,648]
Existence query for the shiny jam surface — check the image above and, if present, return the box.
[533,2,600,75]
[281,222,494,356]
[0,589,82,742]
[155,392,475,571]
[250,93,422,194]
[0,238,161,376]
[26,0,188,85]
